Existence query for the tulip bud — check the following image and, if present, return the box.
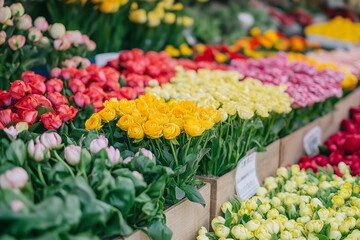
[106,146,121,164]
[10,3,24,17]
[28,27,42,42]
[89,135,108,154]
[256,187,268,197]
[16,122,28,132]
[0,167,28,189]
[221,201,232,214]
[211,216,225,230]
[11,200,24,212]
[135,148,155,161]
[8,35,26,51]
[50,67,62,78]
[3,126,18,140]
[196,235,209,240]
[53,37,71,51]
[64,145,81,166]
[306,220,324,233]
[231,224,251,239]
[34,16,48,32]
[28,140,48,162]
[39,36,50,46]
[198,226,208,235]
[277,167,289,179]
[245,219,261,232]
[0,7,11,24]
[214,225,230,238]
[49,23,66,39]
[16,14,32,30]
[0,30,6,45]
[40,132,62,150]
[123,156,132,164]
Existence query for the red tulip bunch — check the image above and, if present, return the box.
[51,64,138,112]
[0,71,77,130]
[106,49,228,93]
[299,106,360,176]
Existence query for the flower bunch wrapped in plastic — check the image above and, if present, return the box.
[85,94,221,205]
[148,68,292,176]
[0,1,95,89]
[198,164,360,240]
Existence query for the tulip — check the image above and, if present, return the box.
[0,31,6,45]
[8,35,26,50]
[220,201,232,214]
[11,200,24,212]
[64,145,81,166]
[214,225,230,238]
[198,227,208,235]
[49,23,66,39]
[64,30,82,46]
[306,220,324,233]
[73,92,91,108]
[0,167,28,189]
[211,216,225,230]
[16,14,32,30]
[10,3,24,17]
[55,105,78,122]
[34,16,48,32]
[39,36,50,46]
[40,112,62,130]
[89,135,108,154]
[106,146,121,164]
[28,140,48,162]
[40,132,62,150]
[0,7,11,24]
[50,68,62,78]
[245,219,261,232]
[196,235,209,240]
[45,78,63,92]
[54,37,71,51]
[123,156,132,164]
[135,148,155,161]
[28,27,42,42]
[3,126,18,140]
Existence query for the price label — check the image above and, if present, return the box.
[303,126,322,156]
[95,52,121,67]
[235,150,260,200]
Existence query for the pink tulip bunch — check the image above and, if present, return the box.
[230,53,344,107]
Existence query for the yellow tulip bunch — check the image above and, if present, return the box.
[305,16,360,43]
[288,53,358,90]
[147,68,293,120]
[198,164,360,240]
[85,94,221,139]
[67,0,129,13]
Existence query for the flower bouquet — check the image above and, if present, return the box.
[198,164,360,240]
[85,94,221,205]
[0,129,173,239]
[0,1,95,90]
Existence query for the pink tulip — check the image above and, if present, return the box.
[3,126,18,140]
[106,146,121,164]
[135,148,155,161]
[28,27,42,42]
[27,140,47,162]
[11,200,24,212]
[8,35,25,50]
[54,37,71,51]
[0,7,11,24]
[49,23,65,39]
[16,14,32,30]
[65,30,82,46]
[123,156,132,164]
[89,135,108,154]
[82,35,96,51]
[0,167,28,189]
[50,67,62,78]
[10,3,24,17]
[0,31,6,45]
[64,145,81,166]
[40,132,62,150]
[34,16,48,32]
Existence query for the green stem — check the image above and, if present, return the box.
[170,141,180,184]
[108,122,114,145]
[37,164,47,186]
[53,151,76,178]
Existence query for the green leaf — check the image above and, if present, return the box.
[175,186,185,200]
[181,185,206,206]
[36,105,55,117]
[5,140,26,165]
[314,233,329,240]
[148,219,172,240]
[106,177,135,217]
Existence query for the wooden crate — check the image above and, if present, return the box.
[280,113,332,167]
[328,88,360,134]
[165,183,211,240]
[256,140,280,182]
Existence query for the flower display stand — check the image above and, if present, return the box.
[280,113,333,167]
[124,183,211,240]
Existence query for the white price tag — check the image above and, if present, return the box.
[303,126,322,156]
[235,150,260,200]
[95,52,121,67]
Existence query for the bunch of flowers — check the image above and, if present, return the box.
[230,52,344,108]
[0,71,78,130]
[147,68,292,176]
[0,1,95,89]
[0,129,172,239]
[198,164,360,240]
[85,94,221,205]
[106,48,226,90]
[308,48,360,78]
[305,16,360,44]
[300,106,360,176]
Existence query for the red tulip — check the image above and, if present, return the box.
[0,90,12,107]
[21,71,46,83]
[47,92,68,106]
[9,80,31,100]
[14,95,40,110]
[69,78,86,93]
[341,119,357,133]
[45,78,63,92]
[0,109,14,127]
[84,86,105,101]
[56,105,78,122]
[329,152,344,165]
[341,134,360,153]
[72,92,90,108]
[313,155,328,167]
[119,87,138,100]
[19,110,38,125]
[31,94,52,108]
[40,112,62,130]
